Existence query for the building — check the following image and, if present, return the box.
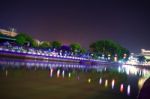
[141,49,150,56]
[0,28,17,37]
[141,49,150,60]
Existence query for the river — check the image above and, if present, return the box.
[0,58,150,99]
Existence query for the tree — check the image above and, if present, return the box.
[15,33,38,47]
[70,43,81,53]
[51,41,61,49]
[39,41,51,49]
[80,48,86,54]
[32,40,39,48]
[89,40,130,60]
[15,33,27,45]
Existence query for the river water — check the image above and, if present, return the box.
[0,58,150,99]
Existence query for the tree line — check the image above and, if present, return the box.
[14,33,130,60]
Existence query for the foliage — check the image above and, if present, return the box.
[15,33,27,45]
[39,41,51,49]
[51,41,61,49]
[80,48,86,54]
[14,32,130,60]
[89,40,130,60]
[70,43,81,53]
[15,33,38,47]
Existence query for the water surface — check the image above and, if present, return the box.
[0,58,149,99]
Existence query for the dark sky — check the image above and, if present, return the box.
[0,0,150,53]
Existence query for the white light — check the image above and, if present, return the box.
[50,68,53,77]
[111,79,115,89]
[62,70,65,78]
[68,72,71,78]
[88,78,91,83]
[99,78,102,85]
[118,67,121,73]
[57,69,60,78]
[127,85,131,96]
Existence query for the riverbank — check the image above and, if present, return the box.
[0,50,107,65]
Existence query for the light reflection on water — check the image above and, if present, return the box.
[120,84,124,93]
[119,64,150,90]
[105,79,108,87]
[99,78,102,85]
[111,79,115,89]
[138,78,147,89]
[127,85,131,96]
[0,58,150,98]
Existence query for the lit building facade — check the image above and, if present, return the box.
[0,28,17,37]
[141,49,150,60]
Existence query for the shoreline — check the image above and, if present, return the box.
[0,50,103,65]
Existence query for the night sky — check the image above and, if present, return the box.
[0,0,150,53]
